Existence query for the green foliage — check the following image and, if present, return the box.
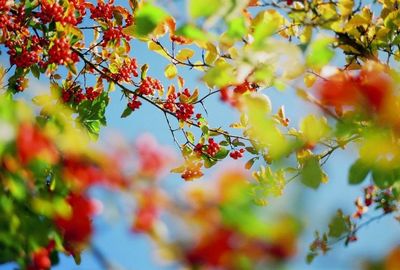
[301,156,323,189]
[349,159,370,185]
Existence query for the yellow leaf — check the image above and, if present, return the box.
[299,115,330,144]
[148,40,169,58]
[164,64,177,79]
[300,26,312,43]
[205,42,218,65]
[175,48,195,62]
[228,47,239,59]
[338,0,354,17]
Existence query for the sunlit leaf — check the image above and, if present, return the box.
[189,0,222,18]
[126,3,168,37]
[300,115,330,144]
[306,36,335,69]
[175,48,195,62]
[227,17,247,39]
[164,64,177,79]
[176,24,207,42]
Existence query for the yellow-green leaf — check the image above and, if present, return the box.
[301,156,323,189]
[148,40,169,58]
[126,3,168,37]
[306,36,335,69]
[299,115,330,144]
[175,48,195,62]
[189,0,222,18]
[164,64,177,79]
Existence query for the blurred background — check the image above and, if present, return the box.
[2,1,400,269]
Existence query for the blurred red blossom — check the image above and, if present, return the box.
[135,133,176,179]
[54,193,97,255]
[16,123,59,165]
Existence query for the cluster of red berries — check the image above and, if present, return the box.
[194,139,222,158]
[37,1,64,24]
[6,36,43,68]
[0,3,29,39]
[110,58,138,82]
[206,138,220,157]
[102,26,131,46]
[181,162,204,181]
[0,0,11,12]
[37,0,85,25]
[48,37,79,65]
[193,143,204,156]
[179,88,191,98]
[163,92,177,112]
[85,87,101,101]
[9,48,39,68]
[138,77,163,96]
[176,103,194,121]
[229,149,244,159]
[89,1,114,21]
[70,0,87,20]
[128,96,142,111]
[62,88,85,103]
[163,89,197,121]
[62,86,100,103]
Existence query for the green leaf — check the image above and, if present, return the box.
[186,131,195,144]
[219,140,229,146]
[202,154,217,168]
[328,210,351,238]
[348,159,370,185]
[121,107,132,118]
[84,120,101,139]
[176,24,208,41]
[306,36,335,69]
[372,167,396,189]
[125,3,168,37]
[214,147,229,160]
[251,10,283,48]
[306,252,317,264]
[201,125,209,136]
[242,93,291,159]
[301,156,323,189]
[227,17,247,39]
[189,0,221,18]
[203,62,237,88]
[31,65,40,79]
